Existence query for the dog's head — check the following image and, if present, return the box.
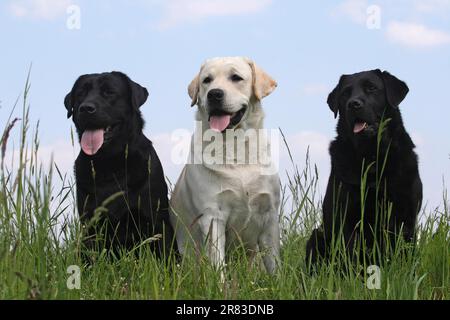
[327,70,409,141]
[188,57,277,132]
[64,71,148,157]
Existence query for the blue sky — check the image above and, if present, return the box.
[0,0,449,209]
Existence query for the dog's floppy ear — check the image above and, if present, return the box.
[188,74,200,107]
[327,75,345,119]
[379,70,409,108]
[64,91,73,119]
[247,59,277,101]
[64,74,88,119]
[112,72,149,109]
[129,78,149,109]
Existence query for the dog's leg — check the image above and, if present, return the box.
[305,228,327,267]
[202,216,226,278]
[258,216,280,274]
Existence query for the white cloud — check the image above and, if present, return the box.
[278,131,331,199]
[284,131,330,160]
[332,1,450,48]
[3,138,78,176]
[150,131,189,187]
[331,0,368,25]
[334,0,450,22]
[155,0,273,29]
[414,0,450,13]
[39,139,78,173]
[8,0,73,20]
[386,21,450,48]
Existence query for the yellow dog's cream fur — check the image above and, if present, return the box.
[170,57,280,274]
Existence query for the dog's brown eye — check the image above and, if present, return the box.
[366,84,378,92]
[102,89,115,97]
[231,74,244,82]
[203,77,212,84]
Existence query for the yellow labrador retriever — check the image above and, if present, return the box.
[170,57,280,274]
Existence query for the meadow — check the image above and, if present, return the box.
[0,75,448,300]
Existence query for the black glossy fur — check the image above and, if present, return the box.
[306,70,422,266]
[64,71,177,258]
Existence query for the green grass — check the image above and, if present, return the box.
[0,76,448,300]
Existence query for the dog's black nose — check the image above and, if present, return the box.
[79,103,96,114]
[348,99,363,110]
[207,89,225,102]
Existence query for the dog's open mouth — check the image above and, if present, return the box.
[81,123,119,156]
[353,120,369,134]
[208,107,247,133]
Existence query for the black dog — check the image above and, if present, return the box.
[64,71,177,258]
[306,70,422,266]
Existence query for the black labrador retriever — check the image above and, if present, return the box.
[306,70,422,266]
[64,71,177,258]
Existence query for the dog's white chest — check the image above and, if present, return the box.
[208,166,280,245]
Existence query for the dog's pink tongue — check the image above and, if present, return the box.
[353,122,367,134]
[209,115,231,132]
[81,129,104,156]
